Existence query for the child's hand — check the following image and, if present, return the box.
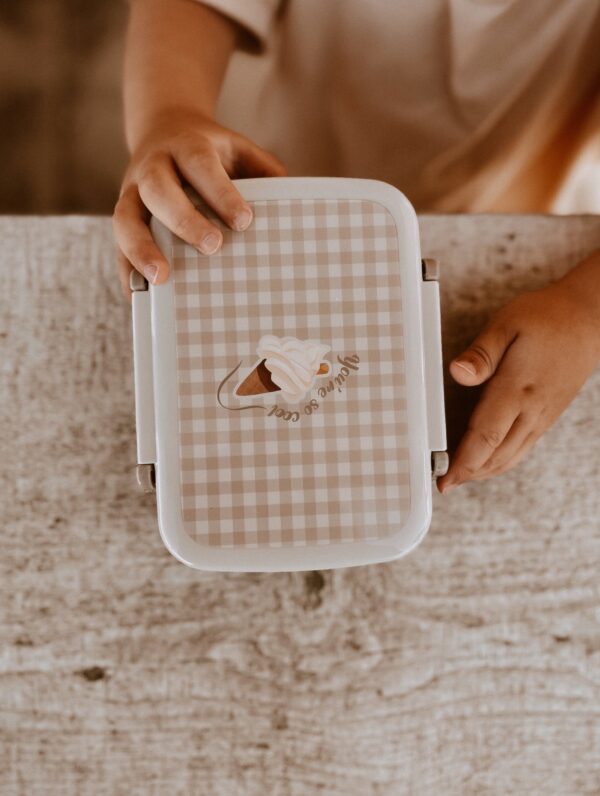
[113,108,287,299]
[437,271,600,492]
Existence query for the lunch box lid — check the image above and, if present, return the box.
[131,177,447,571]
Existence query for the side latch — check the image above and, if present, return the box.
[421,259,449,478]
[130,271,157,492]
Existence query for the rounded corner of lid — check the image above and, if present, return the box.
[373,483,432,559]
[156,515,198,569]
[402,493,433,554]
[372,181,418,224]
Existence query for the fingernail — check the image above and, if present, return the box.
[453,359,477,376]
[439,476,457,493]
[199,232,222,255]
[143,264,158,284]
[232,209,252,231]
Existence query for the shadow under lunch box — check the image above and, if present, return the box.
[131,177,447,571]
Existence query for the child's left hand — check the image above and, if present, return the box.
[437,260,600,492]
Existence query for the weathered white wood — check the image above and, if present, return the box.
[1,215,599,796]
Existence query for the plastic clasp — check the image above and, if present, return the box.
[131,275,157,465]
[421,259,448,473]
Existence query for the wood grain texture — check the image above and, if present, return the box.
[1,215,600,796]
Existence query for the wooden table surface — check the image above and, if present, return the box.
[1,215,600,796]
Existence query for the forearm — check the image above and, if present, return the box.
[115,0,286,295]
[124,0,238,151]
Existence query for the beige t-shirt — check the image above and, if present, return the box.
[200,0,600,212]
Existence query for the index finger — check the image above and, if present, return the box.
[176,145,254,232]
[137,159,224,254]
[113,185,171,284]
[439,380,521,490]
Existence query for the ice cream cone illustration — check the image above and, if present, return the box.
[236,359,280,396]
[234,335,331,404]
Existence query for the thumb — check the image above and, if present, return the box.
[450,320,511,386]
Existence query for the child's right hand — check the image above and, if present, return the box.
[113,108,287,299]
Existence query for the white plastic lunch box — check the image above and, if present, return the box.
[131,178,447,571]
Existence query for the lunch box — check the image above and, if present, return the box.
[131,177,447,571]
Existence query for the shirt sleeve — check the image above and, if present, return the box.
[194,0,281,53]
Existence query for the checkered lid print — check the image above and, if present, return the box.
[137,178,443,571]
[172,195,410,549]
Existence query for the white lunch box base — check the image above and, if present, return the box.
[131,178,447,571]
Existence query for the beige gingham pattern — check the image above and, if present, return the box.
[172,198,410,547]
